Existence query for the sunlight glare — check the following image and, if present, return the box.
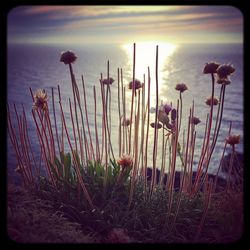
[121,41,177,102]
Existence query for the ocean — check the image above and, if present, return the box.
[7,43,243,182]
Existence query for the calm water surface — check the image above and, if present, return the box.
[7,43,243,182]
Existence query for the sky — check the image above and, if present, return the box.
[7,5,243,45]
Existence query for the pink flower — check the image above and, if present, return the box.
[203,62,220,74]
[117,154,133,169]
[102,77,114,85]
[128,79,143,90]
[226,135,240,146]
[150,122,162,129]
[60,50,77,64]
[216,64,235,79]
[205,96,219,106]
[175,83,188,93]
[191,116,201,125]
[33,89,48,110]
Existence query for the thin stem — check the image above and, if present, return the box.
[179,92,183,133]
[118,67,122,157]
[129,43,136,154]
[52,88,61,156]
[93,86,100,162]
[193,74,215,193]
[144,66,150,200]
[197,84,226,193]
[150,45,159,196]
[81,75,95,161]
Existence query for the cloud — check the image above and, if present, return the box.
[22,5,182,16]
[8,6,243,45]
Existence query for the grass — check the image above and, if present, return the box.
[7,175,243,243]
[7,184,97,243]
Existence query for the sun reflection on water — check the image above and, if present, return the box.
[121,41,177,102]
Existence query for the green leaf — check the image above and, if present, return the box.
[95,162,102,177]
[64,152,71,181]
[49,161,60,181]
[107,164,113,184]
[123,166,132,182]
[87,160,95,177]
[54,156,63,177]
[177,142,181,152]
[111,159,120,177]
[59,151,64,163]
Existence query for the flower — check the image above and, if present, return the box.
[216,77,231,85]
[128,79,143,90]
[205,96,219,106]
[191,116,201,125]
[117,154,133,169]
[216,64,235,79]
[159,102,172,114]
[203,62,220,74]
[226,134,240,146]
[121,117,132,126]
[103,77,115,85]
[175,83,188,93]
[171,109,177,121]
[60,50,77,64]
[158,110,170,125]
[33,89,48,110]
[150,122,162,129]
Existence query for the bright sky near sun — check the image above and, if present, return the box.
[8,5,243,45]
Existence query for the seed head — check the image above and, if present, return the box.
[60,50,77,64]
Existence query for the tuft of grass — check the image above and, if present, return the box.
[8,169,242,243]
[7,184,97,243]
